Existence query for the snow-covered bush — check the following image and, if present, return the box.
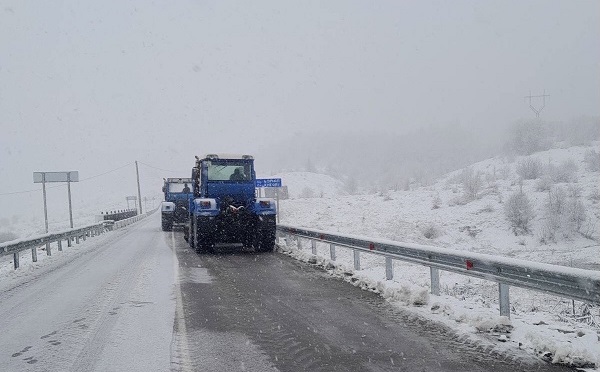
[567,198,587,232]
[540,186,589,243]
[535,176,553,192]
[460,168,482,201]
[431,194,441,209]
[516,157,543,180]
[478,204,495,213]
[422,224,442,239]
[547,186,568,215]
[548,159,578,183]
[498,165,511,180]
[504,191,535,235]
[584,150,600,172]
[567,184,583,198]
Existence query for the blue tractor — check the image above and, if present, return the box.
[161,177,193,231]
[183,154,277,253]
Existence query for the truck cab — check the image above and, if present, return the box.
[161,177,193,231]
[184,154,277,252]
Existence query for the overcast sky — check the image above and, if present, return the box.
[1,0,599,222]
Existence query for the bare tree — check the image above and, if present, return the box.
[504,191,535,235]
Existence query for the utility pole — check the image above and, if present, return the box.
[135,161,143,214]
[525,90,549,118]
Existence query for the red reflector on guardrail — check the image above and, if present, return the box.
[369,243,375,250]
[466,260,474,270]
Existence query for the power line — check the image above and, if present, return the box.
[0,187,46,196]
[79,163,132,182]
[137,161,181,174]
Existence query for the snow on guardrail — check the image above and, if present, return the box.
[277,224,600,318]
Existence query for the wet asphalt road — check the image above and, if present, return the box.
[170,231,574,372]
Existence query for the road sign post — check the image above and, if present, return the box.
[276,188,280,223]
[33,171,79,253]
[126,196,137,210]
[67,172,74,228]
[255,178,282,223]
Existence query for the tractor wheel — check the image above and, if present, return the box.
[193,218,212,254]
[256,227,276,252]
[186,223,194,248]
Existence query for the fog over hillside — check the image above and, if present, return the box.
[258,117,600,191]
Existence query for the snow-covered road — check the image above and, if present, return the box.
[0,215,176,372]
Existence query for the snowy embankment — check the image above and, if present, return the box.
[274,143,600,370]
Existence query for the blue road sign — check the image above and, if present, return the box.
[255,178,282,188]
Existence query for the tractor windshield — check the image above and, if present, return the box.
[168,183,191,193]
[207,161,253,181]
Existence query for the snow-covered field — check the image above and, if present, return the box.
[273,143,600,370]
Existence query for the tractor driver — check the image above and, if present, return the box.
[230,168,245,181]
[182,183,191,193]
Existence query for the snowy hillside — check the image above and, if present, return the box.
[279,143,600,269]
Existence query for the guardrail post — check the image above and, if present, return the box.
[430,267,440,295]
[285,233,292,246]
[46,243,51,256]
[57,239,63,251]
[499,283,510,318]
[82,232,87,241]
[31,247,37,262]
[353,249,360,270]
[68,237,73,247]
[297,237,302,250]
[385,257,393,280]
[13,252,20,269]
[329,244,336,261]
[311,240,316,255]
[76,235,80,245]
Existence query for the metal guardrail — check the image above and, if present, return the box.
[0,222,109,270]
[277,224,600,318]
[0,208,157,271]
[104,213,147,230]
[101,209,138,222]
